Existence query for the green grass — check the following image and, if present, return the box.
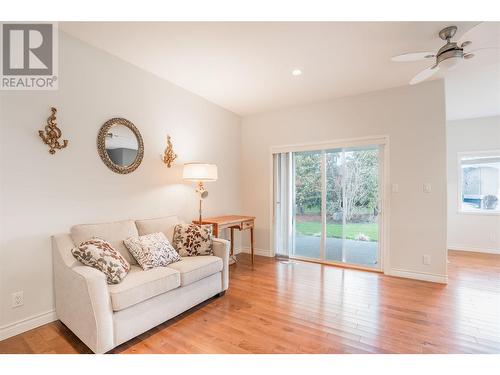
[296,222,378,241]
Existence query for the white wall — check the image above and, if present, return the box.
[241,80,447,281]
[0,32,242,333]
[445,62,500,121]
[447,116,500,254]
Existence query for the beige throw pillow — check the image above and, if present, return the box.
[71,238,130,284]
[172,224,213,257]
[124,232,181,270]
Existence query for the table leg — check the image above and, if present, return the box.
[250,227,254,264]
[230,227,234,257]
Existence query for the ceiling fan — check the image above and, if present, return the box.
[391,23,500,85]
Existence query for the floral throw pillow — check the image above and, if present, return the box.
[71,238,130,284]
[124,232,181,270]
[172,224,213,257]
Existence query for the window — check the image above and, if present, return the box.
[459,151,500,214]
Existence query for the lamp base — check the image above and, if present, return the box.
[196,181,208,226]
[198,198,202,225]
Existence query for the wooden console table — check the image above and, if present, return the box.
[194,215,256,264]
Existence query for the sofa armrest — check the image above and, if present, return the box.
[53,242,114,353]
[212,238,230,291]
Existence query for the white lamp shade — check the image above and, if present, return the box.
[183,163,218,182]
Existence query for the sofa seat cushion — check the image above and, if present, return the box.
[108,266,180,311]
[166,256,222,286]
[70,220,139,265]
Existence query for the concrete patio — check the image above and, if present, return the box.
[293,235,378,267]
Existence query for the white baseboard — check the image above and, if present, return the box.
[448,243,500,255]
[0,310,57,341]
[232,248,448,284]
[387,268,448,284]
[235,246,273,257]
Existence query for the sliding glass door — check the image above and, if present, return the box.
[287,145,382,269]
[325,147,380,268]
[292,151,322,259]
[324,149,343,263]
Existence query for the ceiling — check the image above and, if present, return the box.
[61,22,498,116]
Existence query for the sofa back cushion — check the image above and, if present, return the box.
[70,220,138,265]
[135,216,182,243]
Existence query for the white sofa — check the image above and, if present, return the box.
[52,215,230,353]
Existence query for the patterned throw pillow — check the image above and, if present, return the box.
[71,238,130,284]
[124,232,181,270]
[172,224,213,257]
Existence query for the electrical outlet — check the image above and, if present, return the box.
[423,255,431,265]
[12,291,23,308]
[423,183,432,193]
[392,184,399,193]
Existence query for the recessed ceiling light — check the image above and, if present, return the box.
[291,69,302,76]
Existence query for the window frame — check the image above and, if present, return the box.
[457,149,500,216]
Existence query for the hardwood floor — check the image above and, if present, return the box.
[1,250,499,354]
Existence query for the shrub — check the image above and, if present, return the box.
[483,195,498,210]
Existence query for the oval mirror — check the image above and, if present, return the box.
[97,118,144,174]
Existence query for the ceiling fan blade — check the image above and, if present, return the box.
[391,52,435,62]
[458,22,500,50]
[467,46,500,53]
[463,46,500,61]
[409,65,440,85]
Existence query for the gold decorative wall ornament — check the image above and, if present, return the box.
[162,135,177,168]
[39,107,68,154]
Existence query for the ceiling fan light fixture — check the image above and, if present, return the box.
[439,55,461,70]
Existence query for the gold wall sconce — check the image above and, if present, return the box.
[162,135,177,168]
[39,107,68,154]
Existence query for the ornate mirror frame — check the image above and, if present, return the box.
[97,118,144,174]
